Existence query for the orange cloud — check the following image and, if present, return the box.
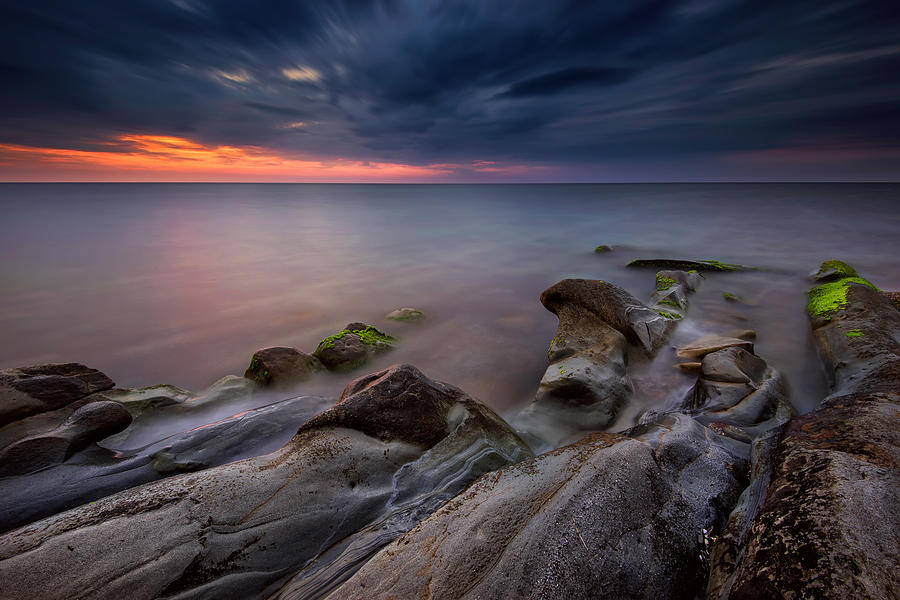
[0,134,458,182]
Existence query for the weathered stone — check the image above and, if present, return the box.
[676,362,703,373]
[326,414,748,600]
[0,401,131,477]
[627,258,752,272]
[676,335,754,359]
[700,347,767,384]
[0,363,114,426]
[707,262,900,600]
[313,324,396,371]
[244,346,323,387]
[385,307,425,321]
[541,278,674,354]
[0,365,531,599]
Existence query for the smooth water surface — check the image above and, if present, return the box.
[2,183,898,423]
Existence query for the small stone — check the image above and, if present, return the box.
[385,308,425,322]
[675,335,754,359]
[594,245,613,253]
[245,347,323,387]
[675,362,702,374]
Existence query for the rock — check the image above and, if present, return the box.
[722,292,742,302]
[707,261,900,599]
[681,348,791,439]
[883,291,900,309]
[385,307,425,321]
[325,414,749,600]
[594,244,614,253]
[675,335,754,359]
[0,364,531,599]
[313,324,396,371]
[726,329,757,340]
[92,383,191,415]
[244,346,323,387]
[541,278,674,354]
[627,258,752,272]
[0,401,131,477]
[676,361,703,373]
[0,393,334,532]
[0,363,114,426]
[810,258,858,282]
[652,269,702,314]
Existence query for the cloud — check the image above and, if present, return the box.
[1,0,899,180]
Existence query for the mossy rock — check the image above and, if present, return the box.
[811,259,858,282]
[594,245,614,253]
[627,258,752,272]
[245,347,323,387]
[385,308,425,322]
[314,323,396,371]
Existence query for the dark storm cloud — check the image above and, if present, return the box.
[1,0,899,177]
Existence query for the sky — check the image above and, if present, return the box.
[1,0,899,182]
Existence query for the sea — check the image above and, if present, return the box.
[1,183,898,431]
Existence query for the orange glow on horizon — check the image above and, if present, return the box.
[0,134,529,182]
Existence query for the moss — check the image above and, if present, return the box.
[557,365,567,375]
[656,273,676,291]
[657,298,682,308]
[814,259,858,280]
[316,325,396,352]
[627,258,751,271]
[594,245,613,253]
[248,356,259,371]
[657,310,682,320]
[845,329,864,337]
[722,292,741,302]
[807,277,877,319]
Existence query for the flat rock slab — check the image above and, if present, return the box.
[676,335,754,359]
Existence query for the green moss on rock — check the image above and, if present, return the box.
[316,325,396,353]
[627,258,751,272]
[813,259,858,281]
[657,310,682,320]
[594,245,613,253]
[807,276,877,319]
[656,273,676,291]
[845,329,864,337]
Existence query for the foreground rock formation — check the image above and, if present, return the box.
[325,413,748,600]
[707,261,900,599]
[0,364,530,600]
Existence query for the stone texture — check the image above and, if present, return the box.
[385,307,425,321]
[325,413,748,600]
[707,264,900,600]
[676,335,754,359]
[245,346,323,387]
[0,364,531,600]
[0,363,114,426]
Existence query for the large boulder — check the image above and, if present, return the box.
[244,346,324,387]
[325,413,748,600]
[707,263,900,600]
[0,364,531,599]
[515,275,695,450]
[0,363,114,426]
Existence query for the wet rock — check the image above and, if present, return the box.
[245,346,323,387]
[0,401,131,477]
[385,307,425,321]
[676,335,754,359]
[325,413,748,600]
[594,244,614,253]
[0,363,114,426]
[700,347,767,384]
[707,262,900,599]
[725,329,757,340]
[541,278,674,354]
[313,324,396,371]
[0,393,333,532]
[0,364,531,599]
[676,362,703,374]
[627,258,752,272]
[87,383,192,417]
[883,290,900,309]
[810,258,858,282]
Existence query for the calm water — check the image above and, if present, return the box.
[1,183,898,422]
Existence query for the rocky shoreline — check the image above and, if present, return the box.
[0,260,897,599]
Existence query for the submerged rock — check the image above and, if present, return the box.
[0,364,531,600]
[385,307,425,322]
[313,323,396,371]
[593,244,614,253]
[0,363,114,426]
[627,258,752,272]
[245,346,324,387]
[326,413,748,600]
[707,262,900,599]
